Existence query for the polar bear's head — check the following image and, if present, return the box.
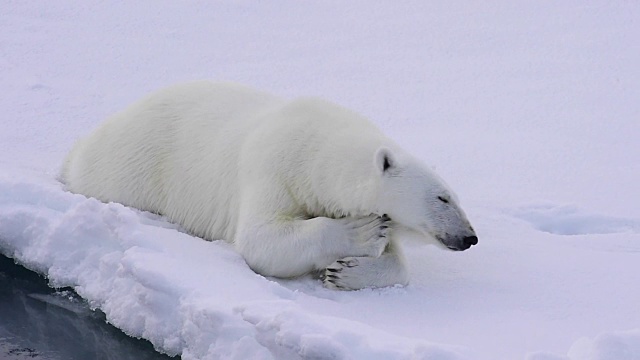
[374,148,478,251]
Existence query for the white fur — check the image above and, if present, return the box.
[61,81,476,290]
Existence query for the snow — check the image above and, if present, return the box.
[1,1,639,359]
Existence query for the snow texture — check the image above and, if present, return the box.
[1,1,639,359]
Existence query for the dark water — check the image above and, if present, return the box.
[0,254,177,360]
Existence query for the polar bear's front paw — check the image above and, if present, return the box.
[342,214,390,258]
[323,257,360,290]
[322,252,409,291]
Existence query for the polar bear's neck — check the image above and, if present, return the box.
[269,97,395,219]
[307,132,391,219]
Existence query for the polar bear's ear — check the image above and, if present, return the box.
[375,147,395,174]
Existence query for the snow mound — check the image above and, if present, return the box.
[0,174,467,360]
[526,328,640,360]
[567,329,640,360]
[509,203,640,236]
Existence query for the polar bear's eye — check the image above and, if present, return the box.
[437,196,449,204]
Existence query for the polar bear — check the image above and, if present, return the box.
[61,81,477,290]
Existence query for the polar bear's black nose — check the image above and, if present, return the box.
[463,235,478,247]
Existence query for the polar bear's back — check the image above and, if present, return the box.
[62,82,282,240]
[62,81,394,242]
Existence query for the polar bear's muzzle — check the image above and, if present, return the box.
[438,233,478,251]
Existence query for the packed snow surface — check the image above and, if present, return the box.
[1,2,639,359]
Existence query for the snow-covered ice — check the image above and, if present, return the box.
[1,1,639,359]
